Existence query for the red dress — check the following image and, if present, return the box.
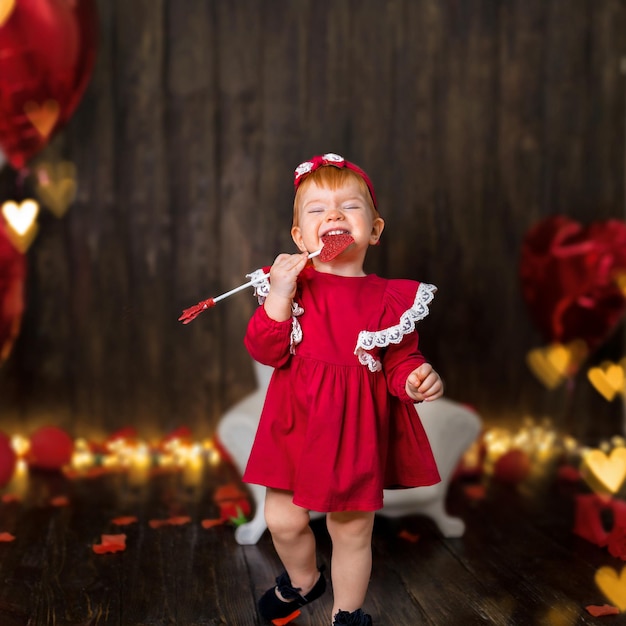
[242,266,441,513]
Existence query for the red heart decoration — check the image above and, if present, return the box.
[520,216,626,353]
[0,0,98,170]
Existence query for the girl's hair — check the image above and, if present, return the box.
[292,166,380,227]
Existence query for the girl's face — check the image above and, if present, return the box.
[291,178,384,275]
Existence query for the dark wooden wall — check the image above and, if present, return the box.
[1,0,626,443]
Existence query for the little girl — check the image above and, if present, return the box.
[243,153,443,626]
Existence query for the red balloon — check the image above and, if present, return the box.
[0,219,26,363]
[0,0,98,170]
[28,425,74,470]
[0,431,17,487]
[520,216,626,353]
[493,449,531,484]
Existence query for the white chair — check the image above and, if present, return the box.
[217,361,481,545]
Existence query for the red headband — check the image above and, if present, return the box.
[293,153,378,209]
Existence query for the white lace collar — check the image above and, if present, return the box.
[354,282,436,372]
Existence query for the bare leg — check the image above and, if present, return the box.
[264,488,320,595]
[326,510,375,620]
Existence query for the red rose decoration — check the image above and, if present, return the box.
[214,483,251,521]
[520,216,626,353]
[0,219,25,363]
[608,524,626,560]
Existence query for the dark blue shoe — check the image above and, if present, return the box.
[334,608,373,625]
[258,566,326,623]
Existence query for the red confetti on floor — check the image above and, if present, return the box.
[201,519,224,529]
[148,516,191,528]
[585,604,620,617]
[92,533,127,554]
[112,516,139,526]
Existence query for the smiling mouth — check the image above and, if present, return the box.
[321,229,351,237]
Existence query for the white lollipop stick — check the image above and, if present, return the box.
[178,249,322,323]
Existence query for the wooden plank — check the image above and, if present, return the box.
[214,1,264,411]
[257,1,306,259]
[61,0,126,440]
[108,0,170,436]
[372,517,513,625]
[166,0,224,435]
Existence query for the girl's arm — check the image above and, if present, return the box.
[244,306,292,368]
[244,252,309,368]
[382,332,442,404]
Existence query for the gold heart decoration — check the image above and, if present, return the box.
[588,361,626,402]
[0,0,15,27]
[35,161,77,218]
[526,340,588,389]
[595,566,626,611]
[583,447,626,494]
[615,271,626,296]
[23,100,60,138]
[1,199,39,253]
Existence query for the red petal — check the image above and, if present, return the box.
[112,516,138,526]
[149,519,169,528]
[464,484,487,500]
[398,529,420,543]
[201,519,224,529]
[1,494,20,503]
[50,496,69,507]
[92,533,127,554]
[0,532,16,542]
[92,542,125,554]
[585,604,620,617]
[101,534,127,545]
[149,516,191,528]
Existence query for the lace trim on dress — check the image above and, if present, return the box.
[247,269,303,354]
[354,282,437,373]
[247,269,270,303]
[290,302,304,354]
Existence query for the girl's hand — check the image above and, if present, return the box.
[269,252,309,298]
[406,363,443,403]
[263,252,309,321]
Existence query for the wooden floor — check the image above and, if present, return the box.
[0,459,623,626]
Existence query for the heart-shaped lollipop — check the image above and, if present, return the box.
[178,234,355,323]
[319,233,354,262]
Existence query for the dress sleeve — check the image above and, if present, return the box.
[244,304,293,368]
[377,280,437,403]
